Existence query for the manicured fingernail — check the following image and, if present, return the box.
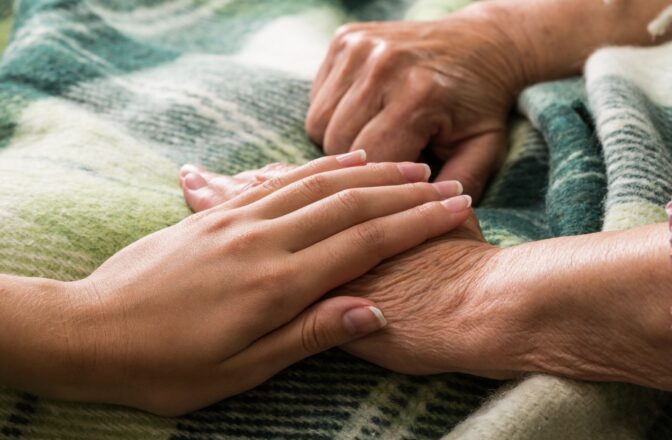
[180,164,200,178]
[336,150,367,167]
[183,172,207,190]
[433,181,463,198]
[441,195,472,211]
[343,306,387,336]
[398,163,431,182]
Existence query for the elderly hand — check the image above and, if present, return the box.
[332,215,531,379]
[42,154,473,416]
[306,5,527,200]
[179,162,528,379]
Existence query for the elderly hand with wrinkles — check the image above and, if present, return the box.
[178,0,672,399]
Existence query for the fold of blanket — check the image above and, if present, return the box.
[0,1,670,439]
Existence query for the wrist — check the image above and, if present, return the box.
[491,226,672,389]
[472,0,672,88]
[0,276,90,399]
[455,2,532,100]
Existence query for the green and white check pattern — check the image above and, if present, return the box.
[0,1,671,438]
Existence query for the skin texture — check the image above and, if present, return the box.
[180,166,672,391]
[306,0,672,200]
[306,12,520,200]
[0,154,472,416]
[176,0,672,395]
[4,0,672,417]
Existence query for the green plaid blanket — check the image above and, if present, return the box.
[1,0,671,438]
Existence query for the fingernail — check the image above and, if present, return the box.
[433,181,463,198]
[441,195,472,211]
[180,164,200,178]
[183,172,207,190]
[336,150,367,167]
[343,306,387,336]
[398,163,431,182]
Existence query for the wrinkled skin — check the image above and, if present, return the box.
[181,164,531,379]
[306,8,526,200]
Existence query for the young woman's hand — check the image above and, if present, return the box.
[179,166,522,379]
[48,153,471,416]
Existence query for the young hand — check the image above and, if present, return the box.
[47,153,470,416]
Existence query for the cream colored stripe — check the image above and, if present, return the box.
[89,0,235,37]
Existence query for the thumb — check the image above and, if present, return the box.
[435,131,507,203]
[233,297,387,386]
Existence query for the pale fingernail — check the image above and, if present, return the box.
[441,195,472,211]
[183,172,207,190]
[433,181,463,198]
[343,306,387,336]
[398,163,431,182]
[180,164,200,178]
[336,150,367,167]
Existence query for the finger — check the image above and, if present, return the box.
[181,172,246,212]
[218,151,368,210]
[181,163,302,213]
[310,32,342,102]
[305,38,371,147]
[351,102,434,164]
[322,78,382,155]
[219,296,387,394]
[275,180,463,250]
[435,131,507,202]
[252,161,431,219]
[234,163,298,180]
[296,194,473,296]
[310,23,372,102]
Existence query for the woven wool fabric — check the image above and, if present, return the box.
[0,0,671,439]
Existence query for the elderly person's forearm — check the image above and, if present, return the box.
[485,223,672,389]
[482,0,672,86]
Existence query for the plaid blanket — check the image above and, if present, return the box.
[1,0,671,438]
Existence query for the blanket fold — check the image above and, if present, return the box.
[0,1,671,438]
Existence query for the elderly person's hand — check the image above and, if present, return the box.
[0,154,473,416]
[180,164,524,379]
[305,11,523,200]
[306,0,672,201]
[179,163,672,391]
[331,216,519,378]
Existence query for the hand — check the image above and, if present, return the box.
[57,153,471,416]
[179,162,298,212]
[305,4,527,200]
[333,215,530,379]
[177,164,524,379]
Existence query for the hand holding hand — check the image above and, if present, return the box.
[56,153,470,416]
[177,161,523,380]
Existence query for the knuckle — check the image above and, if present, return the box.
[299,173,330,198]
[406,182,433,202]
[354,221,386,248]
[412,202,437,222]
[404,69,437,106]
[304,157,327,172]
[260,175,284,193]
[227,227,265,252]
[334,23,359,40]
[367,43,402,75]
[255,263,298,295]
[366,162,390,175]
[335,188,363,211]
